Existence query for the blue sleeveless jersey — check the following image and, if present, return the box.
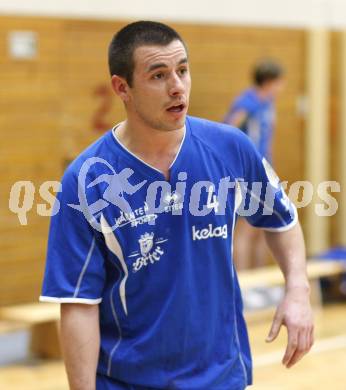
[40,116,297,389]
[224,88,275,161]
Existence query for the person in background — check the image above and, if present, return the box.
[224,60,285,270]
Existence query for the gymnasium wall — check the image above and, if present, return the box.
[330,31,342,245]
[0,15,311,305]
[1,0,346,28]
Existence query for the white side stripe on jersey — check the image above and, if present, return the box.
[243,185,297,229]
[107,260,123,377]
[73,237,96,298]
[101,214,129,316]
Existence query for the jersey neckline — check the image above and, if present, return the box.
[107,118,191,180]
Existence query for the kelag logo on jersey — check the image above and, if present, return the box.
[192,224,228,241]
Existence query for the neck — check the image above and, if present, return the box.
[117,119,184,155]
[254,86,271,100]
[114,119,185,179]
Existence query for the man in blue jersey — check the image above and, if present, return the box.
[40,22,313,390]
[223,61,285,271]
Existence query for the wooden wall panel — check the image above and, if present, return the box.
[330,31,342,247]
[0,16,306,305]
[60,20,126,160]
[0,17,65,305]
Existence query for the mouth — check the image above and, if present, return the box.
[166,103,186,113]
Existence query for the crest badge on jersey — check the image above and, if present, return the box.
[129,233,168,273]
[139,232,154,256]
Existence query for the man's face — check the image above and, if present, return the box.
[126,40,191,132]
[263,78,285,98]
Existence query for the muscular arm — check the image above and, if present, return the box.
[264,222,314,368]
[265,222,309,291]
[60,303,100,390]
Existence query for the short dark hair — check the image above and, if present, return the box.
[108,21,187,87]
[252,60,284,86]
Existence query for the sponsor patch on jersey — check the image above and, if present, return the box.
[129,233,168,272]
[192,224,228,241]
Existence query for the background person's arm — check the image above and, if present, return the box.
[264,222,314,368]
[225,109,248,128]
[60,303,100,390]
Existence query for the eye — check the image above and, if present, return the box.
[178,67,188,76]
[153,72,164,80]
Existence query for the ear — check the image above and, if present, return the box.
[111,75,130,103]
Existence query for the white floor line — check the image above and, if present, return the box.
[254,334,346,367]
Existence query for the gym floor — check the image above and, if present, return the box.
[0,303,345,390]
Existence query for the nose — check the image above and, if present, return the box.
[168,72,185,97]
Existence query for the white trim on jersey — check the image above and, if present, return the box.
[260,208,298,232]
[244,186,287,226]
[112,123,187,173]
[168,126,186,169]
[242,183,298,231]
[100,214,129,316]
[39,296,102,304]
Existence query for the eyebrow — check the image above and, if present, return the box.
[147,57,188,73]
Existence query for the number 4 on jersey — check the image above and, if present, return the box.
[206,185,219,213]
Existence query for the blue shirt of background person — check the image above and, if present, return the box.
[223,60,285,163]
